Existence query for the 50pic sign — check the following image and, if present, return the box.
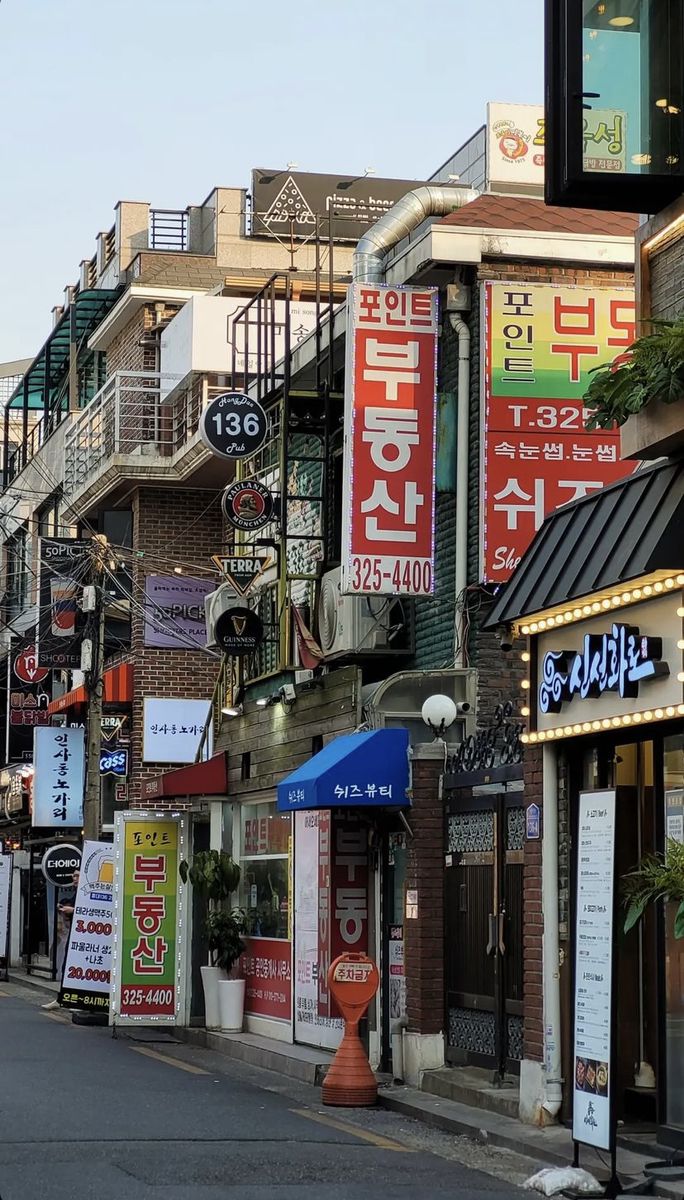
[341,284,438,597]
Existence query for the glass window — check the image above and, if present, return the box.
[664,733,684,1128]
[582,0,683,178]
[7,529,30,618]
[238,802,291,940]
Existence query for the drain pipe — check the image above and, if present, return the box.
[542,744,563,1119]
[353,185,479,282]
[448,309,470,666]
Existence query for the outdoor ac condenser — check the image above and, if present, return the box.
[204,582,238,649]
[317,568,392,657]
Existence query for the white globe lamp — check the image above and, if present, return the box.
[421,694,458,739]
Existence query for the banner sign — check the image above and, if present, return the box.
[59,841,114,1013]
[341,283,438,596]
[293,810,342,1049]
[573,790,617,1152]
[32,726,85,828]
[486,102,628,191]
[143,575,214,649]
[111,812,187,1025]
[7,639,51,764]
[142,698,211,764]
[252,169,430,242]
[241,937,292,1022]
[38,538,90,668]
[0,853,12,963]
[481,281,636,583]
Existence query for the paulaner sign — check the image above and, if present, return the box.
[539,624,667,715]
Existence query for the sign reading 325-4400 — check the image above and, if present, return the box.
[199,393,268,460]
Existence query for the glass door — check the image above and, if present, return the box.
[664,733,684,1129]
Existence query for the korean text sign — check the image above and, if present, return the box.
[341,283,438,597]
[111,814,183,1024]
[59,840,114,1013]
[482,282,636,583]
[32,726,85,828]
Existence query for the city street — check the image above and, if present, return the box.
[0,981,534,1200]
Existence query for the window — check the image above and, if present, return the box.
[545,0,684,211]
[238,802,291,940]
[37,494,77,540]
[6,529,30,618]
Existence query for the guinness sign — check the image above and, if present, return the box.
[214,607,264,657]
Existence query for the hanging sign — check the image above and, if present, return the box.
[214,607,264,657]
[59,840,114,1013]
[99,748,129,778]
[572,789,617,1153]
[199,392,268,460]
[37,538,90,668]
[41,843,82,888]
[110,812,187,1025]
[7,638,51,764]
[32,727,85,828]
[212,554,273,597]
[222,480,274,531]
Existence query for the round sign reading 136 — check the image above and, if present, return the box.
[199,392,268,460]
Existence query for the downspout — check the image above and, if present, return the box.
[542,744,563,1119]
[448,312,470,667]
[353,185,479,282]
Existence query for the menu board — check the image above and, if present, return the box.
[572,790,616,1151]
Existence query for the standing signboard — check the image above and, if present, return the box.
[294,810,343,1049]
[341,283,438,597]
[481,282,636,584]
[59,840,114,1013]
[110,812,187,1026]
[32,727,85,828]
[0,853,12,971]
[573,789,617,1162]
[37,538,90,668]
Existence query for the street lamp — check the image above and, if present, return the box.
[421,694,458,740]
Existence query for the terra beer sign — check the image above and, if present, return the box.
[481,282,636,583]
[341,283,438,597]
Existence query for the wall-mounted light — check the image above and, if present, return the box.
[222,705,243,718]
[421,694,458,740]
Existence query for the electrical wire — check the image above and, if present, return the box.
[97,556,220,658]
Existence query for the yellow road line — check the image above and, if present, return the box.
[291,1107,413,1152]
[130,1045,209,1075]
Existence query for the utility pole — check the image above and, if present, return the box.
[83,535,107,842]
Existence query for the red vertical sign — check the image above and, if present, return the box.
[342,283,438,596]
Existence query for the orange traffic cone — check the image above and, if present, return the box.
[322,1017,378,1107]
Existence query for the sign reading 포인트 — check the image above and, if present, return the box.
[572,789,616,1153]
[32,726,85,828]
[110,813,187,1025]
[59,841,114,1013]
[341,283,438,597]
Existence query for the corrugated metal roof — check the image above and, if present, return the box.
[486,460,684,627]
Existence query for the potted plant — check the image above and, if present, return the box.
[583,316,684,460]
[179,850,241,1030]
[623,838,684,938]
[211,908,248,1032]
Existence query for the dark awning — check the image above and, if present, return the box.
[277,729,410,813]
[486,459,684,628]
[142,753,228,802]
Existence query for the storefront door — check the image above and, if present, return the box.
[444,773,524,1077]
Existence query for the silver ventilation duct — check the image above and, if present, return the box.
[352,185,479,282]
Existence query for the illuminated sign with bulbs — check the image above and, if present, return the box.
[538,624,667,715]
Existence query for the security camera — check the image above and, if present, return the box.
[498,623,514,653]
[456,701,471,715]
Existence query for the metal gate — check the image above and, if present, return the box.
[444,767,524,1077]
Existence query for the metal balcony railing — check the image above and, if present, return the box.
[149,209,188,252]
[63,371,202,495]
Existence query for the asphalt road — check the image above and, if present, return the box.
[0,981,533,1200]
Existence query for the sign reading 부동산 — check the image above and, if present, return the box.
[110,813,185,1025]
[573,790,616,1152]
[59,841,114,1013]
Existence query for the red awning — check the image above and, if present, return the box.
[142,752,228,802]
[47,662,134,714]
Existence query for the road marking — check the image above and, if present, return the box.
[291,1108,413,1152]
[130,1045,209,1075]
[42,1011,71,1024]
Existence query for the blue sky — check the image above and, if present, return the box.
[0,0,543,362]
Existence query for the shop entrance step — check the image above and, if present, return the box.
[421,1065,520,1119]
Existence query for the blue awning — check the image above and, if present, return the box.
[276,728,410,813]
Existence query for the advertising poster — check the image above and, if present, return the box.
[241,938,292,1022]
[389,926,406,1020]
[486,102,627,191]
[293,810,342,1049]
[7,638,50,764]
[572,789,616,1152]
[111,813,186,1025]
[143,575,214,649]
[59,841,114,1012]
[251,169,432,242]
[37,538,90,668]
[341,283,439,597]
[0,853,12,964]
[481,282,636,583]
[32,726,85,828]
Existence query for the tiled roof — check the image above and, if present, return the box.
[441,194,637,238]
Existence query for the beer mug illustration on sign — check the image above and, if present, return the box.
[97,857,114,888]
[50,578,77,637]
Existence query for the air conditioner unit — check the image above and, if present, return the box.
[205,582,238,649]
[318,568,392,657]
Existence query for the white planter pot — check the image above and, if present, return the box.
[201,965,227,1030]
[218,978,246,1032]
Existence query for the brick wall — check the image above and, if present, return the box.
[523,745,544,1062]
[404,748,444,1036]
[649,233,684,320]
[127,486,223,807]
[106,303,182,377]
